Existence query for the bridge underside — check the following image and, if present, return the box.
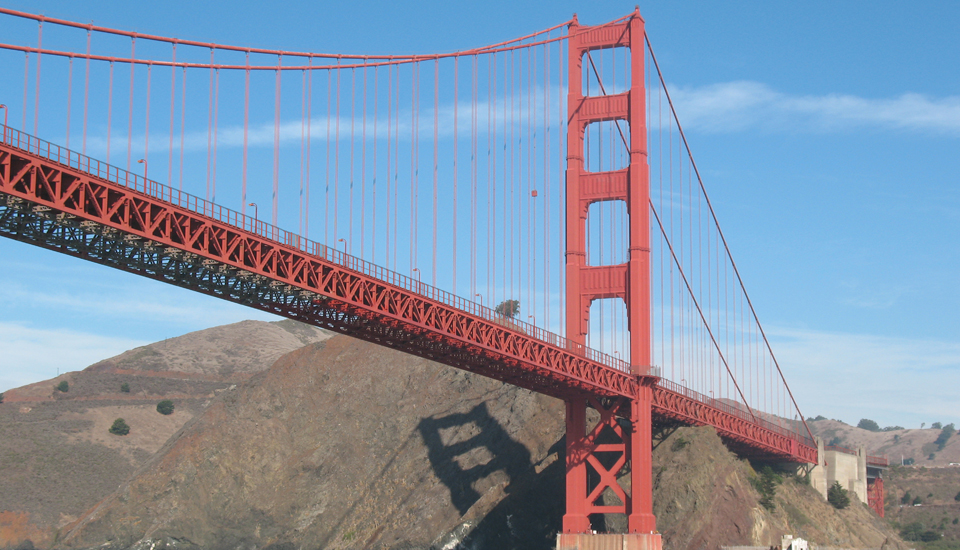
[0,140,816,465]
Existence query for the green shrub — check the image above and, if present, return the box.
[932,422,943,429]
[955,491,960,502]
[913,496,922,505]
[752,466,782,511]
[920,531,940,542]
[901,522,925,541]
[902,491,913,505]
[671,435,690,451]
[828,481,850,509]
[953,518,958,524]
[56,380,69,392]
[156,400,175,415]
[0,392,4,404]
[109,418,130,436]
[883,426,904,431]
[120,382,130,393]
[827,436,842,446]
[857,419,880,432]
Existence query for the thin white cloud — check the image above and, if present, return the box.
[668,81,960,134]
[769,326,960,429]
[0,322,148,392]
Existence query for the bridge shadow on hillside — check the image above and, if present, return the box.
[418,401,533,515]
[418,402,565,549]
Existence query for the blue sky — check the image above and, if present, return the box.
[0,0,957,431]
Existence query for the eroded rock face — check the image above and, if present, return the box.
[651,426,903,550]
[60,336,567,550]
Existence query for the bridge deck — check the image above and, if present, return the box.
[0,126,817,464]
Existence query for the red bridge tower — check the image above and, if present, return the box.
[563,9,662,547]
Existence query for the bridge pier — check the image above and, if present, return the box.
[557,533,662,550]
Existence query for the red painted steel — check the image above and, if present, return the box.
[867,476,884,518]
[563,10,657,534]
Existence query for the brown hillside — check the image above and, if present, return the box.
[808,420,960,467]
[0,320,330,549]
[58,335,904,550]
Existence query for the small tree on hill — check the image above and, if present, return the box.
[56,380,69,392]
[0,392,4,404]
[827,481,850,509]
[120,382,130,393]
[913,496,922,506]
[109,418,130,436]
[955,491,960,502]
[494,299,520,319]
[857,418,880,432]
[156,400,175,415]
[932,422,943,429]
[901,491,913,505]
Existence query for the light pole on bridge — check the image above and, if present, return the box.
[248,202,258,222]
[412,267,421,294]
[338,238,348,255]
[137,158,147,183]
[0,104,7,140]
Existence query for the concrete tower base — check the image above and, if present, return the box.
[557,533,663,550]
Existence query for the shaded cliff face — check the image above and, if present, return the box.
[61,336,567,550]
[59,333,905,550]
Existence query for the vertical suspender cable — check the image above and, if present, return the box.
[83,30,90,156]
[168,44,176,189]
[273,55,282,226]
[300,70,306,236]
[349,67,355,251]
[206,50,214,200]
[335,61,341,242]
[325,68,331,245]
[145,64,152,168]
[372,65,378,262]
[34,22,42,136]
[179,68,186,192]
[386,65,392,266]
[361,63,367,259]
[306,58,313,240]
[127,38,136,171]
[66,56,73,149]
[212,68,220,202]
[432,58,438,287]
[107,61,114,165]
[22,52,28,133]
[242,52,249,215]
[453,56,459,295]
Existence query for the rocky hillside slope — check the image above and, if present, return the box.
[56,335,904,550]
[0,320,330,548]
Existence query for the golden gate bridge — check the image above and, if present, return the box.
[0,7,821,547]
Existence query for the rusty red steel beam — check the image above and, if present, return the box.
[0,126,817,463]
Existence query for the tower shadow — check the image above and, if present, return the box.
[417,401,532,515]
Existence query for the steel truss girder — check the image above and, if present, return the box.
[650,387,818,463]
[0,144,637,400]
